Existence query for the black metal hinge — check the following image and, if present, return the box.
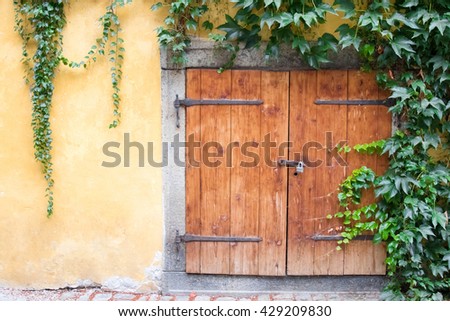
[174,95,263,128]
[174,230,262,261]
[175,230,262,243]
[314,98,395,107]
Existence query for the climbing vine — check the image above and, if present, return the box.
[14,0,132,216]
[152,0,450,300]
[14,0,67,217]
[332,0,450,300]
[12,0,450,299]
[152,0,212,65]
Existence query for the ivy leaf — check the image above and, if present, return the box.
[333,0,355,19]
[150,2,162,11]
[218,15,243,40]
[315,3,336,18]
[306,54,320,69]
[432,211,447,229]
[444,253,450,269]
[185,19,198,31]
[263,0,282,9]
[387,12,419,29]
[336,24,361,50]
[276,12,293,28]
[241,0,255,9]
[318,33,338,53]
[370,0,391,9]
[430,264,447,278]
[292,36,310,54]
[430,18,449,36]
[301,11,318,28]
[390,86,411,101]
[260,11,277,29]
[418,225,435,239]
[338,34,357,49]
[401,0,419,7]
[202,20,213,31]
[390,36,415,57]
[358,10,381,30]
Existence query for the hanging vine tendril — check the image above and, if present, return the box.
[14,0,67,217]
[14,0,132,216]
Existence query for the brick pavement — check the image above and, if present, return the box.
[0,288,380,301]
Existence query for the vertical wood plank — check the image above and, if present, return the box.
[313,70,347,275]
[229,70,262,275]
[373,87,392,275]
[258,71,289,276]
[287,71,318,275]
[185,69,202,273]
[344,70,380,275]
[199,69,231,274]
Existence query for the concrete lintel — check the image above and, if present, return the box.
[161,39,361,70]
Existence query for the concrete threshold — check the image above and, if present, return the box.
[162,272,387,300]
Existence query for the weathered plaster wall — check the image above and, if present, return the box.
[0,0,164,291]
[0,0,361,291]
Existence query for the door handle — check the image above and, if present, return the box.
[277,159,305,176]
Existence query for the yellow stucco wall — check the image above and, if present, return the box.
[0,0,164,290]
[0,1,343,290]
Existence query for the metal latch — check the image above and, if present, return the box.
[314,98,395,107]
[278,159,305,176]
[174,95,263,128]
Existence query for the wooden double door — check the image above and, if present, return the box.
[185,69,390,276]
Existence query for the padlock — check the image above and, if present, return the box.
[294,161,304,176]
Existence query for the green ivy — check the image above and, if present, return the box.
[152,0,212,65]
[153,0,450,299]
[62,1,129,128]
[13,0,450,299]
[14,0,68,217]
[14,0,132,216]
[333,0,450,300]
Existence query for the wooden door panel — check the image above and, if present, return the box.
[185,70,289,275]
[198,70,232,274]
[287,70,389,276]
[258,71,289,276]
[186,69,389,276]
[313,70,347,275]
[287,70,318,275]
[185,69,202,273]
[344,70,387,275]
[230,70,261,275]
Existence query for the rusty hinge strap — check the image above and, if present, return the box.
[310,234,374,241]
[175,231,262,243]
[174,95,263,128]
[314,99,395,107]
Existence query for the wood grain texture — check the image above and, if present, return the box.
[185,69,202,273]
[344,70,381,275]
[313,70,347,275]
[230,70,262,275]
[373,85,392,275]
[287,71,318,275]
[199,69,231,274]
[258,71,289,276]
[185,69,389,276]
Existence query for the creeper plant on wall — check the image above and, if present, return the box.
[14,0,132,217]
